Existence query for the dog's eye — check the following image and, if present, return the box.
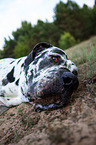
[52,56,58,62]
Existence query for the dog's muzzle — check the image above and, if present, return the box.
[28,69,79,112]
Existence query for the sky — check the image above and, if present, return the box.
[0,0,95,50]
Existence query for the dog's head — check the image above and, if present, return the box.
[24,42,79,111]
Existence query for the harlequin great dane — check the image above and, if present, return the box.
[0,42,79,112]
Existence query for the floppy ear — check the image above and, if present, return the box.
[32,42,52,60]
[24,42,52,69]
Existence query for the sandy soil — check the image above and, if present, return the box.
[0,78,96,145]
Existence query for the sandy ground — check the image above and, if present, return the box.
[0,78,96,145]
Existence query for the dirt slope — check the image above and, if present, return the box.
[0,76,96,145]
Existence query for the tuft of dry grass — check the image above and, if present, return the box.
[65,36,96,80]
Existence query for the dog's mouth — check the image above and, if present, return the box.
[28,88,73,112]
[33,94,62,105]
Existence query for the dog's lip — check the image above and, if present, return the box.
[28,89,73,112]
[28,92,63,105]
[33,94,62,105]
[34,92,72,112]
[28,88,71,106]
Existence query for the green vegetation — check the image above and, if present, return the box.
[65,36,96,80]
[0,0,96,58]
[59,32,76,50]
[0,50,3,59]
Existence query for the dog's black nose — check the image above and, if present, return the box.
[61,72,79,88]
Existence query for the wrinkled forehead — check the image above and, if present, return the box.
[51,47,67,56]
[42,46,68,57]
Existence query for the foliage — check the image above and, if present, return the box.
[91,5,96,34]
[1,0,96,58]
[0,50,3,59]
[32,20,60,46]
[3,21,33,58]
[59,32,76,50]
[3,37,16,58]
[54,0,93,41]
[14,41,29,58]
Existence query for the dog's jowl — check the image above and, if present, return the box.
[0,42,79,112]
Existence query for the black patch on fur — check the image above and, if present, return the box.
[10,61,15,64]
[24,52,33,70]
[32,59,39,65]
[17,59,21,64]
[25,66,29,75]
[21,87,24,95]
[7,67,15,83]
[0,93,5,97]
[34,72,40,78]
[28,72,34,83]
[2,78,9,86]
[21,63,24,67]
[38,59,51,70]
[72,69,78,76]
[15,79,20,86]
[7,99,10,101]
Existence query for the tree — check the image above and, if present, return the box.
[3,21,34,58]
[14,41,28,58]
[54,0,93,41]
[2,20,60,58]
[32,20,60,46]
[12,21,33,41]
[91,5,96,34]
[3,37,16,58]
[59,32,76,50]
[0,50,3,59]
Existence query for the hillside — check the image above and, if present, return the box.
[0,37,96,145]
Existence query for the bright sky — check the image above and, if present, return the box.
[0,0,95,50]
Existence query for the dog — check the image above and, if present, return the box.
[0,42,79,112]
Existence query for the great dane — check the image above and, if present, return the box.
[0,42,79,113]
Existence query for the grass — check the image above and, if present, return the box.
[65,36,96,80]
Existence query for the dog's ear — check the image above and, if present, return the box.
[24,42,52,69]
[32,42,52,60]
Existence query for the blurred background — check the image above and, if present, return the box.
[0,0,96,58]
